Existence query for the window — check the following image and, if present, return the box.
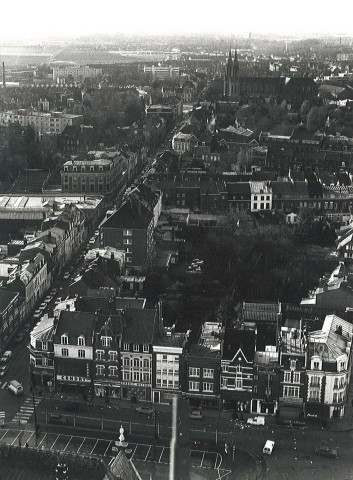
[124,343,129,351]
[123,357,130,367]
[109,351,118,361]
[102,337,111,347]
[123,371,130,381]
[223,364,229,373]
[203,368,214,379]
[143,359,150,368]
[312,360,320,370]
[42,341,48,351]
[189,367,200,377]
[78,336,85,346]
[143,344,149,353]
[61,335,68,345]
[96,350,104,360]
[340,361,346,371]
[78,349,85,358]
[42,357,48,366]
[133,344,139,352]
[133,358,140,368]
[96,365,104,375]
[189,381,200,391]
[143,373,150,382]
[61,348,68,357]
[284,371,291,383]
[109,366,118,376]
[309,389,320,401]
[123,229,132,236]
[133,371,140,382]
[283,386,300,398]
[203,382,214,392]
[123,238,132,245]
[293,372,301,384]
[310,375,320,387]
[290,360,296,370]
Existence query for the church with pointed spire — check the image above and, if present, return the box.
[223,48,239,100]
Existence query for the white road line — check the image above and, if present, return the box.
[26,432,34,443]
[11,431,21,446]
[158,447,164,463]
[90,439,99,455]
[1,382,8,389]
[130,444,138,460]
[103,441,112,456]
[77,438,85,453]
[200,451,205,468]
[37,433,47,448]
[50,435,60,450]
[144,445,151,461]
[63,436,72,452]
[0,429,9,442]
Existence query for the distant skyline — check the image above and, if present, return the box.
[1,0,353,41]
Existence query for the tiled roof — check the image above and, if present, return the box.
[223,329,256,361]
[0,288,18,312]
[54,311,96,345]
[101,201,153,230]
[109,451,142,480]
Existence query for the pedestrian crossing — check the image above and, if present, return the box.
[12,397,42,424]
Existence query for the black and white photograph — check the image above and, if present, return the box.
[0,1,353,478]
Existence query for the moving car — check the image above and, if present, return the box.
[0,365,8,377]
[263,440,275,455]
[136,406,154,415]
[0,351,12,363]
[48,414,66,425]
[54,297,63,305]
[8,380,23,396]
[247,416,265,425]
[315,446,338,459]
[189,409,204,419]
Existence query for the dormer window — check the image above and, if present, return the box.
[311,356,322,371]
[102,336,112,347]
[124,343,129,351]
[61,334,68,345]
[133,344,139,352]
[78,336,85,346]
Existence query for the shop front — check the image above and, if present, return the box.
[121,381,151,402]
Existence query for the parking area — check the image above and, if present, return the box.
[0,429,221,471]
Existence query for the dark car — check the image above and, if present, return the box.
[48,414,66,425]
[315,446,338,459]
[64,402,82,413]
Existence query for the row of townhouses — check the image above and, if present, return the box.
[28,296,353,421]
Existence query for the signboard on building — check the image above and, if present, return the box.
[56,375,90,383]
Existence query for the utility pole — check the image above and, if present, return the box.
[32,390,39,441]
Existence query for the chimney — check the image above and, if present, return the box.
[2,62,5,87]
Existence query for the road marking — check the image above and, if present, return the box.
[131,444,138,460]
[11,431,21,446]
[90,439,99,455]
[77,438,85,453]
[200,451,205,468]
[144,445,151,461]
[1,382,7,389]
[26,431,34,443]
[63,436,72,452]
[158,447,164,463]
[37,433,47,448]
[104,441,112,456]
[50,435,60,450]
[0,429,9,442]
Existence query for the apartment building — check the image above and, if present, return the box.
[53,66,102,82]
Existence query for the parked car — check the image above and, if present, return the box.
[0,351,12,363]
[33,310,42,319]
[89,237,96,245]
[44,295,53,304]
[189,409,204,419]
[0,365,8,377]
[247,416,265,426]
[48,414,66,425]
[50,288,58,296]
[136,406,154,415]
[13,333,25,344]
[63,272,70,280]
[315,446,338,459]
[39,303,47,311]
[54,297,63,305]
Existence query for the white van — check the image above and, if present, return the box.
[8,380,23,396]
[263,440,275,455]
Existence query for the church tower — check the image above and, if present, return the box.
[223,47,239,100]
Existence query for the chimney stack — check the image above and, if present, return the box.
[2,62,5,87]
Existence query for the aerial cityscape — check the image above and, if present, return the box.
[1,2,353,479]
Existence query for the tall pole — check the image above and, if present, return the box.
[32,390,38,439]
[169,396,178,480]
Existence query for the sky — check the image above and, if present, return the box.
[1,0,352,41]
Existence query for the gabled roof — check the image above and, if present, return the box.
[101,201,153,230]
[54,311,96,345]
[227,182,251,195]
[222,329,256,362]
[309,314,353,362]
[109,451,142,480]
